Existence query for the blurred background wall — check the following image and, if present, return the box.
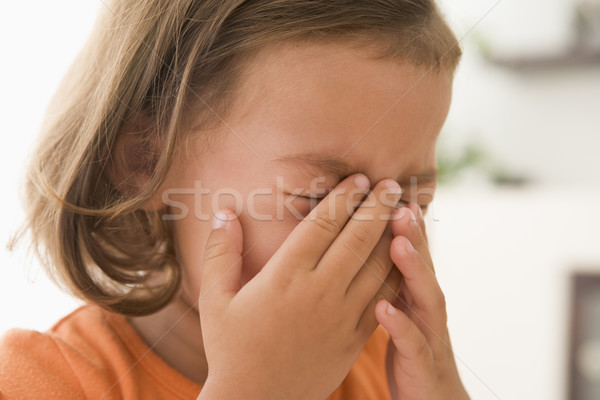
[1,1,599,399]
[435,1,600,399]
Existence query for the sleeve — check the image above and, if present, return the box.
[0,329,86,400]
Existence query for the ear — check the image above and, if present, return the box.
[104,117,165,211]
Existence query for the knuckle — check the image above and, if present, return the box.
[312,212,341,235]
[203,241,230,263]
[368,252,392,277]
[349,226,373,248]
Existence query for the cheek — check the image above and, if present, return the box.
[173,190,309,300]
[171,216,212,306]
[169,188,246,304]
[237,195,307,285]
[238,220,292,285]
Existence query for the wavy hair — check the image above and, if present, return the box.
[11,0,462,315]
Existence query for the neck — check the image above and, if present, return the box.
[127,293,208,385]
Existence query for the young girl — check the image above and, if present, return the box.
[1,1,469,399]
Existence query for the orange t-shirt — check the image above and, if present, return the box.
[0,306,391,399]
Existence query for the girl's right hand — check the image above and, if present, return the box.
[197,174,403,400]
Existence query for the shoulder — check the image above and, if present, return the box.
[0,326,86,399]
[48,305,121,363]
[0,305,202,400]
[0,306,122,400]
[328,325,392,400]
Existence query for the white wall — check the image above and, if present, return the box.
[1,1,599,399]
[0,2,99,329]
[430,184,600,399]
[441,0,600,185]
[436,2,600,398]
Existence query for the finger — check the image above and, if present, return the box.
[390,206,433,269]
[199,209,244,310]
[355,265,403,338]
[393,279,413,315]
[345,226,394,306]
[317,179,402,288]
[408,202,427,239]
[266,174,370,272]
[375,300,433,372]
[390,235,447,338]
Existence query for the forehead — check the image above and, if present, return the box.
[224,42,453,182]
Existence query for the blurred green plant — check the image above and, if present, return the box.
[437,142,530,186]
[437,143,484,184]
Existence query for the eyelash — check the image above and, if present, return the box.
[298,195,325,200]
[396,199,429,211]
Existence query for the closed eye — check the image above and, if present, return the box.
[298,195,428,206]
[298,194,326,200]
[397,199,429,211]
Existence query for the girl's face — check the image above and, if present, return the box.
[163,42,453,308]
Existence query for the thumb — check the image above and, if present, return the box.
[200,209,244,305]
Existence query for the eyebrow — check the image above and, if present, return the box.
[273,153,438,186]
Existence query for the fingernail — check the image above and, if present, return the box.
[212,210,230,230]
[386,301,397,316]
[354,174,370,190]
[385,179,402,195]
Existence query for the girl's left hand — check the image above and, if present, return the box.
[375,204,470,400]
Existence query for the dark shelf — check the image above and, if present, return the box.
[487,48,600,71]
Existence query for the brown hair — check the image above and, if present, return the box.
[12,0,462,316]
